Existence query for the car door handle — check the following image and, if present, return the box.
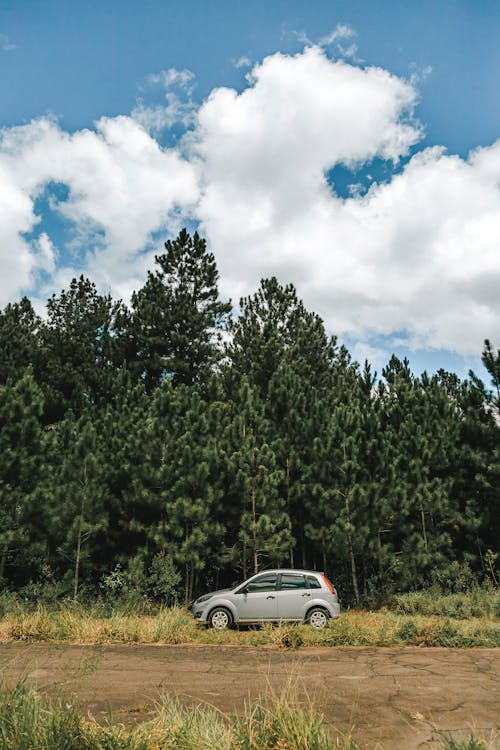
[266,595,275,599]
[302,593,311,597]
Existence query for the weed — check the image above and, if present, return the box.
[1,601,499,648]
[440,733,498,750]
[392,588,500,620]
[0,683,495,750]
[263,622,305,649]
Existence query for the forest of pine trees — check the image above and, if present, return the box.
[0,229,499,605]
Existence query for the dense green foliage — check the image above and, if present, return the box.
[0,230,498,605]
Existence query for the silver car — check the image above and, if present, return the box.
[191,569,340,630]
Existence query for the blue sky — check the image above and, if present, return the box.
[1,0,499,379]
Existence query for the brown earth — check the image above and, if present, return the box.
[0,643,498,749]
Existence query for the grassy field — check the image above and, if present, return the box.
[0,682,496,750]
[0,588,499,647]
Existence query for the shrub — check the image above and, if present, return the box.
[391,588,500,619]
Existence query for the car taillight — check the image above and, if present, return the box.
[321,574,336,595]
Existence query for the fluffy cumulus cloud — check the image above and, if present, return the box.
[0,115,198,305]
[190,46,500,354]
[1,44,499,356]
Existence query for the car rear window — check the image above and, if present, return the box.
[280,574,307,589]
[306,575,322,589]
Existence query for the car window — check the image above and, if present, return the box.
[279,573,307,590]
[247,574,278,592]
[306,575,322,589]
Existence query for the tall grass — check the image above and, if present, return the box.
[392,588,500,619]
[0,684,496,750]
[0,587,499,647]
[0,682,139,750]
[1,604,499,647]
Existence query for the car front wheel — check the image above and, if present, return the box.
[306,607,329,630]
[208,607,233,630]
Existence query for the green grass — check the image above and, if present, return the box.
[439,736,499,750]
[0,684,497,750]
[391,588,500,619]
[0,683,350,750]
[1,603,499,648]
[1,587,499,647]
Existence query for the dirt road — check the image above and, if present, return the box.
[0,643,498,749]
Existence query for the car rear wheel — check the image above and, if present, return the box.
[208,607,233,630]
[306,607,329,630]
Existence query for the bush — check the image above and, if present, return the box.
[391,588,500,619]
[99,553,181,610]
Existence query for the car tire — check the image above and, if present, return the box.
[306,607,330,630]
[208,607,233,630]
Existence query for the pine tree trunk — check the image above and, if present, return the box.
[74,461,88,603]
[286,456,294,567]
[243,538,247,580]
[73,514,82,603]
[0,542,8,581]
[349,540,360,606]
[251,488,258,574]
[344,487,360,605]
[184,525,190,605]
[184,562,190,606]
[420,504,428,550]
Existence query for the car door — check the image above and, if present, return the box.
[233,573,278,621]
[276,573,310,619]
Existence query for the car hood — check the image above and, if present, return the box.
[204,588,232,597]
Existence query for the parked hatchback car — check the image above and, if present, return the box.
[191,569,340,630]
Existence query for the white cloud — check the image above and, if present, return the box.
[234,56,252,69]
[319,24,356,47]
[147,67,195,93]
[132,94,197,133]
[132,67,198,134]
[186,46,499,355]
[0,115,198,305]
[0,44,499,357]
[0,33,15,51]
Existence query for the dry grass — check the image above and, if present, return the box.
[0,682,497,750]
[0,604,498,648]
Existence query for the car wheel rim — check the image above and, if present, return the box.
[211,611,229,629]
[310,611,328,629]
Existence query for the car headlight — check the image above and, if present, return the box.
[194,593,213,606]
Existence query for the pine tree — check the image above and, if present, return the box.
[226,277,338,571]
[304,359,378,604]
[481,339,500,411]
[0,298,41,385]
[151,383,225,601]
[96,370,158,567]
[127,229,231,391]
[38,276,123,422]
[227,277,335,397]
[379,358,460,590]
[227,379,292,578]
[0,370,43,584]
[457,343,500,569]
[46,410,108,599]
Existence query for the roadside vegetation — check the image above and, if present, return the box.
[0,683,496,750]
[0,587,498,648]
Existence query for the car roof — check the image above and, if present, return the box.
[249,569,323,576]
